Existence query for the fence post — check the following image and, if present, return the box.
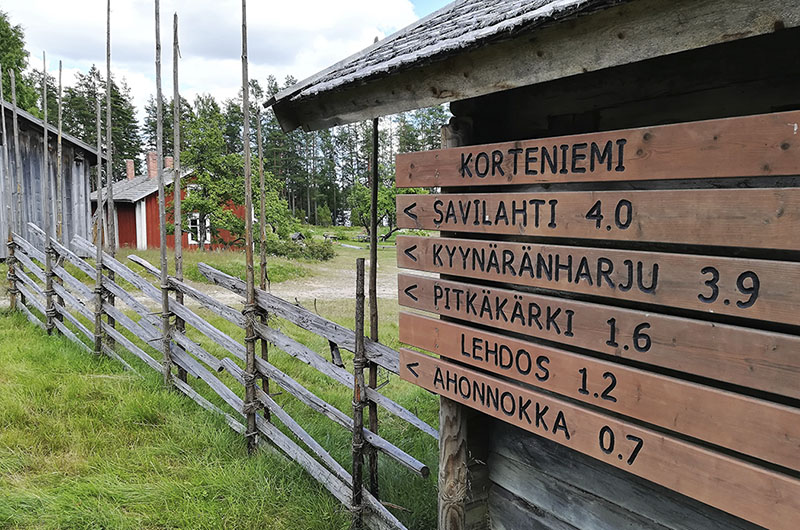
[93,98,104,356]
[41,52,56,336]
[256,108,270,422]
[368,116,380,499]
[173,12,187,383]
[351,257,367,530]
[0,64,16,311]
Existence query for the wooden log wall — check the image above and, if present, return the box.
[396,29,800,530]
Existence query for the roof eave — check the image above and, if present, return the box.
[272,0,800,132]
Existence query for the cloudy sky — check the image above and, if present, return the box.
[5,0,449,119]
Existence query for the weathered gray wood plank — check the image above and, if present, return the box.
[18,299,46,330]
[198,262,400,373]
[488,484,578,530]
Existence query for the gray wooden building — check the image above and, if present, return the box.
[0,99,103,258]
[270,1,800,529]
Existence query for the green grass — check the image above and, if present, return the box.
[0,296,439,529]
[124,248,308,285]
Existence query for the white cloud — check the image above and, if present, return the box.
[4,0,421,121]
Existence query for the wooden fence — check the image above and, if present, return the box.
[6,223,436,530]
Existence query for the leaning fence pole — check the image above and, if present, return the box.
[256,107,270,421]
[10,71,24,307]
[154,0,172,386]
[1,65,16,311]
[105,0,116,341]
[93,97,104,356]
[172,11,187,382]
[240,0,259,453]
[56,61,63,243]
[54,60,65,320]
[367,115,380,497]
[41,52,56,335]
[352,257,367,530]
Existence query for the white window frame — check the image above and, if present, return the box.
[187,212,211,245]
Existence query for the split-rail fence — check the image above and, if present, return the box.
[6,223,437,530]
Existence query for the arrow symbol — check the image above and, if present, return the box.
[406,362,419,378]
[403,284,419,302]
[404,244,418,262]
[403,202,418,221]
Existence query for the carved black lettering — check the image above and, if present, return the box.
[535,402,549,431]
[518,397,532,424]
[445,201,457,223]
[541,145,558,174]
[475,152,490,178]
[511,200,527,226]
[432,244,443,267]
[535,355,550,382]
[502,250,516,276]
[495,201,509,226]
[460,152,473,177]
[492,150,505,176]
[433,199,444,224]
[615,139,627,172]
[590,140,613,172]
[555,254,573,283]
[571,142,587,173]
[559,144,569,174]
[458,200,472,224]
[501,392,516,417]
[528,303,543,330]
[597,257,615,289]
[637,262,658,294]
[575,256,593,286]
[525,147,539,175]
[508,147,523,174]
[537,253,553,281]
[553,410,570,440]
[433,367,444,389]
[530,199,545,228]
[619,259,633,292]
[516,349,532,375]
[545,306,562,334]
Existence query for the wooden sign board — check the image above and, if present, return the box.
[399,312,800,471]
[396,188,800,251]
[396,110,800,188]
[398,273,800,400]
[397,235,800,325]
[399,347,800,530]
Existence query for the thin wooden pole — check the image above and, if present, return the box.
[351,257,367,530]
[173,12,186,383]
[10,70,24,308]
[1,64,16,311]
[154,0,171,386]
[105,0,115,255]
[93,97,104,356]
[10,70,23,238]
[54,60,64,322]
[241,0,259,453]
[41,52,55,335]
[256,107,270,421]
[367,116,380,497]
[56,61,63,243]
[105,0,116,342]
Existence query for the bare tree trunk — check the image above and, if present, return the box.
[256,108,270,421]
[351,257,366,530]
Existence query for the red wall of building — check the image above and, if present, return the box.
[144,188,243,250]
[116,203,137,248]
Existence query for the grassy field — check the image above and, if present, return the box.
[0,298,439,529]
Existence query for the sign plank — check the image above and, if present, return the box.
[397,235,800,326]
[396,188,800,251]
[399,312,800,471]
[396,110,800,188]
[399,348,800,530]
[397,273,800,400]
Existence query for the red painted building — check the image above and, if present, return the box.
[91,151,244,250]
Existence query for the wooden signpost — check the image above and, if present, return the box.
[396,110,800,187]
[398,348,800,530]
[396,109,800,529]
[397,235,800,325]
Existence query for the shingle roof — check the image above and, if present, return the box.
[272,0,621,106]
[1,99,105,163]
[90,171,176,203]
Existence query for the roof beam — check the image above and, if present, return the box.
[273,0,800,131]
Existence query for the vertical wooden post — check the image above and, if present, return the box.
[56,61,63,244]
[54,61,64,321]
[240,0,259,453]
[104,0,116,344]
[41,52,55,335]
[10,70,24,307]
[256,107,270,421]
[10,70,23,238]
[438,120,471,530]
[1,64,16,311]
[173,12,187,383]
[351,257,367,530]
[94,97,104,357]
[154,0,172,386]
[367,115,380,498]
